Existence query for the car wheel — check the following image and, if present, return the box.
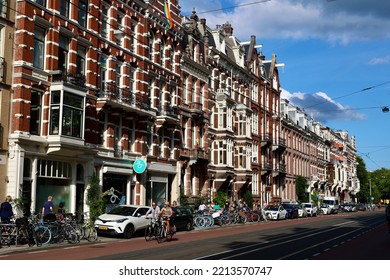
[123,224,135,239]
[185,221,192,231]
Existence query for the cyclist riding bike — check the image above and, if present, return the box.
[159,202,173,234]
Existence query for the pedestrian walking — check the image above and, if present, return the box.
[0,195,14,224]
[42,196,54,220]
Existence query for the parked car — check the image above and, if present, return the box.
[320,204,331,215]
[264,205,287,220]
[295,204,308,218]
[343,203,357,212]
[281,203,299,219]
[171,206,193,231]
[323,196,339,214]
[357,203,367,211]
[302,202,318,217]
[94,205,151,238]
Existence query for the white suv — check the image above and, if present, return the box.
[95,205,151,238]
[302,202,318,217]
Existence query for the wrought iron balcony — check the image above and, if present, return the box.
[179,147,208,161]
[53,70,86,88]
[261,133,272,146]
[99,82,150,110]
[189,102,203,116]
[158,105,179,119]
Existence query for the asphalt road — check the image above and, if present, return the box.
[1,209,388,260]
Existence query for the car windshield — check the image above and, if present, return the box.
[282,204,295,209]
[265,205,280,211]
[303,204,312,208]
[108,206,137,216]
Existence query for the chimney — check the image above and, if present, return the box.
[223,22,233,36]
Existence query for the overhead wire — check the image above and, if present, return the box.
[304,81,390,109]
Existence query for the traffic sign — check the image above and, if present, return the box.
[133,158,147,174]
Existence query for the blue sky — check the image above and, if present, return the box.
[179,0,390,171]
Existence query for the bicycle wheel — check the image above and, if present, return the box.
[34,225,51,245]
[156,226,164,243]
[85,226,98,242]
[194,216,205,228]
[251,213,260,222]
[145,225,153,241]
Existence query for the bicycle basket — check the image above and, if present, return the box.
[15,217,29,227]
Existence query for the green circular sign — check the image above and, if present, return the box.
[133,159,147,174]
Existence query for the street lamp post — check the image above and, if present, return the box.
[369,178,372,210]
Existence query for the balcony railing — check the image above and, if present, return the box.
[158,105,179,119]
[179,148,208,160]
[261,161,272,170]
[99,82,150,110]
[53,70,86,88]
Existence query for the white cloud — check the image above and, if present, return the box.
[281,88,366,124]
[180,0,390,44]
[368,56,390,65]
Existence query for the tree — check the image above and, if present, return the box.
[295,176,307,202]
[368,168,390,203]
[86,176,105,224]
[213,191,227,208]
[356,156,370,203]
[243,191,253,210]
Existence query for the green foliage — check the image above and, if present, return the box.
[12,186,28,217]
[243,191,253,210]
[295,176,308,202]
[311,192,319,205]
[213,191,227,207]
[86,176,105,224]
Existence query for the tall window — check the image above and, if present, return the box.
[148,33,154,61]
[78,0,88,27]
[58,35,69,71]
[126,68,134,94]
[252,111,258,135]
[252,171,259,195]
[100,56,107,92]
[128,119,135,152]
[98,111,106,145]
[116,12,124,46]
[60,0,70,17]
[238,147,245,168]
[182,75,187,104]
[33,26,45,69]
[170,45,175,71]
[238,114,245,136]
[30,90,42,135]
[76,45,86,75]
[50,91,84,138]
[160,38,165,66]
[116,62,122,86]
[129,21,136,53]
[101,5,109,38]
[34,0,46,6]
